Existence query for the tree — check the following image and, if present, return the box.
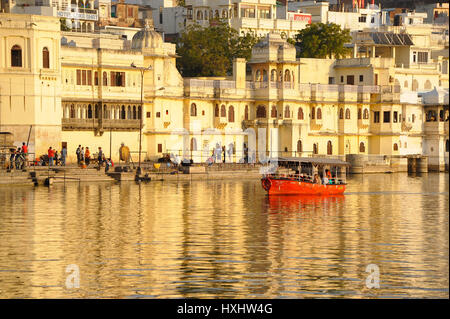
[60,18,71,32]
[176,21,259,77]
[293,23,352,59]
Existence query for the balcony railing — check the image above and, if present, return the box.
[62,118,140,130]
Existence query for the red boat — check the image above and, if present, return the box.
[261,157,350,196]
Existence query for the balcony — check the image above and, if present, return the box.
[62,118,140,131]
[401,122,413,132]
[424,121,448,134]
[358,118,370,128]
[57,8,99,21]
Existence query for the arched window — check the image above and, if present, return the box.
[412,79,419,91]
[439,110,444,121]
[94,104,99,119]
[256,105,266,118]
[271,105,277,118]
[327,141,332,155]
[70,104,76,118]
[11,45,22,67]
[363,109,369,119]
[228,106,235,122]
[311,107,315,120]
[190,138,197,151]
[103,72,108,86]
[313,143,318,154]
[133,106,137,119]
[121,105,126,119]
[360,142,365,153]
[424,80,432,90]
[215,104,219,117]
[297,140,302,153]
[316,108,322,120]
[190,103,197,116]
[215,10,219,18]
[339,108,344,119]
[222,9,227,18]
[127,106,132,119]
[197,10,203,20]
[393,143,398,151]
[284,70,291,82]
[284,105,290,118]
[271,69,277,82]
[345,108,351,119]
[42,47,49,69]
[262,70,268,82]
[358,108,362,120]
[412,114,416,123]
[244,105,249,120]
[138,106,142,119]
[220,104,226,117]
[104,105,109,119]
[87,105,93,119]
[298,107,304,120]
[255,70,261,82]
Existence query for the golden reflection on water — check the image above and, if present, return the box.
[0,173,448,299]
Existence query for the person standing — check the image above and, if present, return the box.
[61,146,67,166]
[97,147,103,168]
[9,148,15,170]
[227,143,233,163]
[48,147,54,166]
[15,148,22,169]
[76,145,82,165]
[85,147,90,166]
[21,142,28,167]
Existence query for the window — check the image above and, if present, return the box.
[284,105,290,118]
[110,72,125,87]
[363,109,369,119]
[94,72,98,86]
[358,15,367,23]
[311,107,315,120]
[412,114,416,123]
[215,105,219,117]
[228,106,235,122]
[190,103,197,116]
[147,112,151,118]
[358,108,362,120]
[82,70,87,85]
[156,112,161,118]
[271,106,277,118]
[158,144,163,153]
[313,143,318,155]
[393,111,398,123]
[327,141,332,155]
[328,77,335,84]
[339,108,344,120]
[374,111,380,123]
[87,70,92,85]
[345,108,351,119]
[347,75,354,85]
[159,7,163,24]
[76,70,81,85]
[297,140,302,153]
[418,52,428,63]
[316,108,322,120]
[244,105,249,120]
[360,142,365,153]
[11,45,22,67]
[393,143,398,151]
[256,105,266,118]
[383,111,391,123]
[88,105,93,119]
[359,75,364,82]
[298,107,304,120]
[220,105,226,117]
[103,72,108,86]
[42,47,49,68]
[340,76,344,83]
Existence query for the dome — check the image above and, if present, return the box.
[131,20,163,50]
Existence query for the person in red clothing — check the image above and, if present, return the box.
[48,147,54,166]
[21,142,28,167]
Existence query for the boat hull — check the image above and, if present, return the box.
[261,177,346,195]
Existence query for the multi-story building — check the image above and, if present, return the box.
[0,12,448,170]
[184,0,311,38]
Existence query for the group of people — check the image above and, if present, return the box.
[206,143,236,165]
[313,170,336,185]
[76,145,113,171]
[46,146,67,166]
[8,142,28,170]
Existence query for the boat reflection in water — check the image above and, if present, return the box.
[266,194,345,214]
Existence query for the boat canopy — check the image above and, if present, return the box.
[268,157,350,167]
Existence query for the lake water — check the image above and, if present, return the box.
[0,173,448,299]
